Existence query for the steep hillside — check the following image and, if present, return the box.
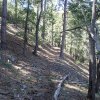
[0,24,99,100]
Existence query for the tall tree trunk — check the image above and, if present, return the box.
[60,0,67,58]
[0,0,7,62]
[42,0,46,41]
[52,20,54,46]
[95,59,100,93]
[95,27,100,93]
[23,0,30,55]
[33,0,43,55]
[1,0,7,50]
[51,2,54,46]
[88,59,92,98]
[15,0,17,27]
[70,33,73,55]
[87,34,96,100]
[87,0,97,100]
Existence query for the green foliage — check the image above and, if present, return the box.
[34,0,41,4]
[54,32,60,46]
[5,0,95,63]
[16,32,24,37]
[69,0,92,26]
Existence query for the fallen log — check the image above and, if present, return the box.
[53,74,70,100]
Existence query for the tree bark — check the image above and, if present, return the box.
[87,34,96,100]
[87,0,97,100]
[52,20,54,46]
[1,0,7,50]
[60,0,68,58]
[70,33,73,55]
[33,0,43,55]
[42,0,46,41]
[23,0,30,55]
[15,0,17,27]
[95,59,100,93]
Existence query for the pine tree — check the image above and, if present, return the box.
[60,0,68,58]
[1,0,7,50]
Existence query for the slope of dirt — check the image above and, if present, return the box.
[0,24,100,100]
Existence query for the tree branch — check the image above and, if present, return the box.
[53,74,70,100]
[60,26,82,33]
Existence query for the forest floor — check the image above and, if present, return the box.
[0,24,100,100]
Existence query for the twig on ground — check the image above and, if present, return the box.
[53,73,70,100]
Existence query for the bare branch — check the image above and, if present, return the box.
[53,74,70,100]
[60,26,82,33]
